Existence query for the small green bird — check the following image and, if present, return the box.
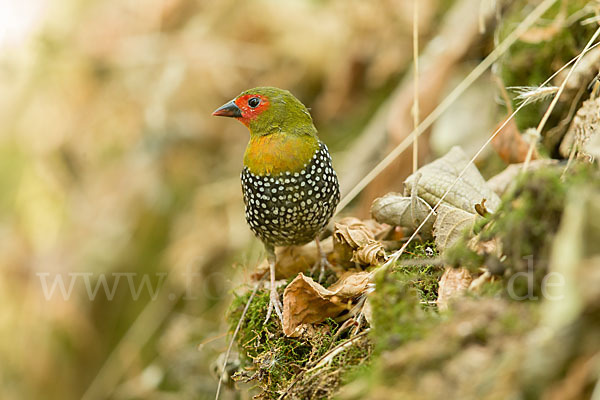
[213,87,340,322]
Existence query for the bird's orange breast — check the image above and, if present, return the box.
[243,133,319,176]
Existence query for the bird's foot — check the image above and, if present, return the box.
[311,237,332,283]
[264,281,284,324]
[311,254,332,283]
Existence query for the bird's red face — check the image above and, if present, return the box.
[212,94,270,127]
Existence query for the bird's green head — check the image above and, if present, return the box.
[212,87,317,138]
[212,87,321,175]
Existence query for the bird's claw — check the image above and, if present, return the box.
[264,284,284,324]
[312,255,332,283]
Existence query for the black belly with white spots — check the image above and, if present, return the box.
[241,142,340,247]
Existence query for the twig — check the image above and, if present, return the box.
[215,277,265,400]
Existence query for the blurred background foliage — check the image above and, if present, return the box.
[0,0,510,398]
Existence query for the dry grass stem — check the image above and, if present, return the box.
[412,0,420,174]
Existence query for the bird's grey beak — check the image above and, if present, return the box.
[212,100,242,118]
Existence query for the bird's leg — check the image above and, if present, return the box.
[312,237,331,283]
[264,245,284,323]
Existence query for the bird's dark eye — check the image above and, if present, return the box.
[248,97,261,108]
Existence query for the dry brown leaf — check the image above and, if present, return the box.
[491,117,537,164]
[334,217,376,248]
[351,241,386,265]
[433,205,479,251]
[404,146,501,213]
[282,272,371,336]
[333,217,387,265]
[436,266,473,311]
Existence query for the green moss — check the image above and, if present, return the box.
[369,241,442,353]
[393,241,443,305]
[227,288,371,399]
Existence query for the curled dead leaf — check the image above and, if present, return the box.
[282,272,372,336]
[351,240,386,265]
[334,217,376,248]
[436,266,473,311]
[334,217,387,265]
